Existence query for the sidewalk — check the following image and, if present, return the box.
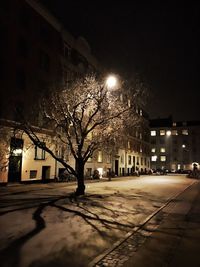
[94,180,200,267]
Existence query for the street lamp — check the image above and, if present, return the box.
[105,75,118,90]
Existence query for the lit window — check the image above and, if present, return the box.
[160,147,165,153]
[35,143,45,160]
[151,148,156,153]
[151,155,157,162]
[160,130,165,136]
[182,129,188,135]
[166,130,171,136]
[140,109,143,116]
[173,122,176,127]
[172,130,178,135]
[160,156,166,162]
[128,99,131,107]
[97,151,103,162]
[151,130,156,136]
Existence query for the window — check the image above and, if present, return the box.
[121,154,124,164]
[40,22,51,43]
[97,151,103,163]
[128,155,132,165]
[30,170,37,179]
[160,130,165,136]
[151,130,156,136]
[159,139,165,144]
[18,37,29,58]
[173,122,177,127]
[57,146,64,159]
[160,156,166,162]
[151,155,157,162]
[106,154,111,163]
[151,148,156,153]
[172,130,178,135]
[127,99,131,107]
[141,157,143,165]
[35,143,45,160]
[182,129,188,135]
[64,44,71,59]
[160,147,165,153]
[140,109,143,116]
[39,50,50,72]
[166,130,171,136]
[16,69,26,91]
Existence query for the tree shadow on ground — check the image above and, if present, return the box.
[0,191,160,267]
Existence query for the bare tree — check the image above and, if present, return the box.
[18,74,145,195]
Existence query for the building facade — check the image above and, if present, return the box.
[150,116,200,172]
[0,0,150,184]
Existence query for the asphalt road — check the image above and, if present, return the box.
[0,175,196,267]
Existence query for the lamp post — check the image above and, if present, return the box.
[104,74,118,179]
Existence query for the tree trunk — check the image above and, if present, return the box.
[75,158,85,195]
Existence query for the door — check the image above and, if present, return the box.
[8,138,23,183]
[42,166,50,182]
[8,155,22,182]
[115,160,119,176]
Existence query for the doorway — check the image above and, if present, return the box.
[8,138,23,183]
[42,166,50,182]
[115,160,119,176]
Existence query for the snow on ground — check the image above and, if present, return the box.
[0,175,194,267]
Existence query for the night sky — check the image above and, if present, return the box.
[40,0,200,121]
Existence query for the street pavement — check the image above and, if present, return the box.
[93,179,200,267]
[0,175,199,267]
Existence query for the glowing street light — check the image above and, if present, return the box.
[105,75,118,89]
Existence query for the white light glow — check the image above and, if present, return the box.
[166,130,171,136]
[106,75,117,89]
[13,149,23,155]
[97,168,103,178]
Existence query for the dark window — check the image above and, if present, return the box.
[35,143,46,160]
[19,6,30,29]
[30,170,37,179]
[14,102,24,122]
[16,70,26,91]
[159,139,165,144]
[18,37,29,58]
[39,50,50,72]
[40,22,51,43]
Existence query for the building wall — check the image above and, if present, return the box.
[150,118,200,172]
[0,0,151,184]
